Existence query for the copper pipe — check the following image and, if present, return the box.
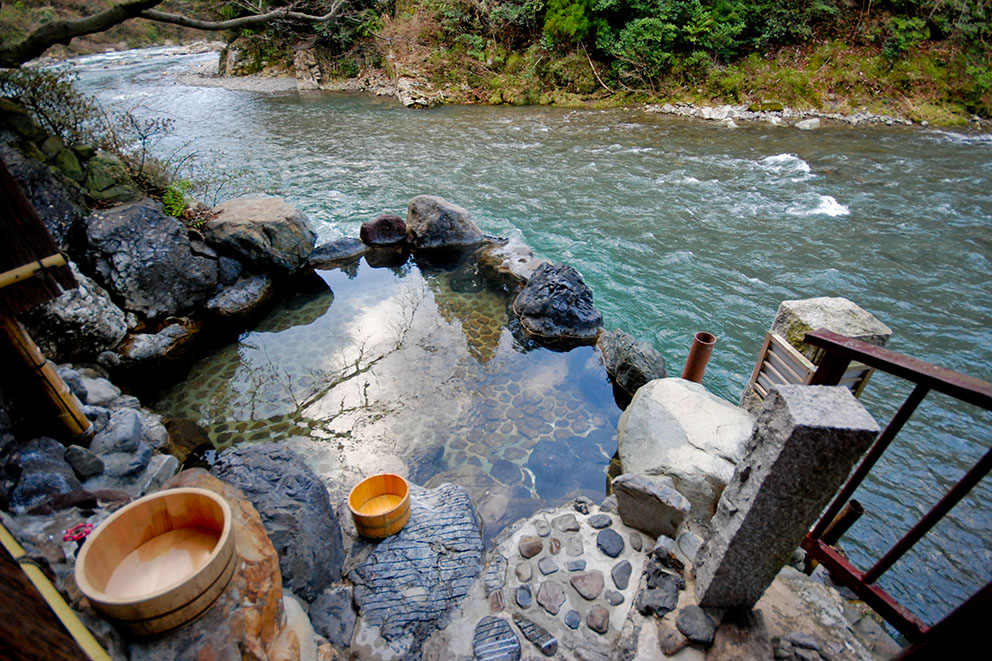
[681,332,716,383]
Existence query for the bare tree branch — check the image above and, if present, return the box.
[0,0,351,68]
[0,0,164,68]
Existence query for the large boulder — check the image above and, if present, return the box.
[131,469,291,660]
[204,274,275,322]
[113,317,203,374]
[405,195,483,249]
[9,437,81,512]
[20,261,127,362]
[617,378,754,522]
[477,237,545,286]
[349,482,484,660]
[512,262,603,344]
[597,329,667,397]
[85,198,218,319]
[213,443,344,602]
[204,195,317,273]
[360,213,407,246]
[84,151,139,204]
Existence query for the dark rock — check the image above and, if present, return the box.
[519,536,543,559]
[57,367,88,402]
[709,609,773,661]
[163,418,210,463]
[538,557,558,576]
[491,459,522,486]
[406,195,483,249]
[676,606,717,646]
[361,213,407,246]
[20,262,127,362]
[473,616,520,661]
[611,560,632,590]
[512,262,602,344]
[512,614,558,657]
[636,569,684,618]
[214,443,344,602]
[309,586,356,648]
[0,143,85,251]
[587,513,612,529]
[645,557,686,590]
[586,606,609,634]
[516,584,532,609]
[217,256,242,285]
[573,496,594,514]
[605,590,624,606]
[786,631,820,651]
[81,406,111,434]
[85,199,218,319]
[89,409,142,454]
[612,473,690,539]
[564,610,581,630]
[552,513,579,532]
[349,482,483,657]
[658,625,689,657]
[204,195,317,272]
[484,555,508,595]
[204,274,274,322]
[10,438,81,511]
[570,570,604,600]
[596,528,624,558]
[566,560,586,572]
[27,488,97,514]
[0,98,47,141]
[64,445,104,479]
[536,580,566,615]
[549,537,561,555]
[597,329,667,397]
[364,245,409,268]
[515,562,532,583]
[309,237,367,268]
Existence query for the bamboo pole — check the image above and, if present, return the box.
[0,253,67,291]
[0,316,93,444]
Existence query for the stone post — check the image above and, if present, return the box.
[740,297,892,414]
[694,385,879,609]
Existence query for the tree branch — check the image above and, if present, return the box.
[138,1,350,31]
[0,0,164,68]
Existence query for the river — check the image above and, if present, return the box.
[70,46,991,631]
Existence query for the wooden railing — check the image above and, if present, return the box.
[801,328,992,644]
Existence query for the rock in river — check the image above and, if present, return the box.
[204,194,317,272]
[405,195,483,249]
[512,262,603,344]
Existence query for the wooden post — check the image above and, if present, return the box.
[0,316,93,444]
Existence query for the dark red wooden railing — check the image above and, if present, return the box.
[801,328,992,643]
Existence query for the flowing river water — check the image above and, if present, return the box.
[70,47,991,631]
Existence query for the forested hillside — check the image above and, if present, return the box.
[2,1,990,122]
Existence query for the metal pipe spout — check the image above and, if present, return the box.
[682,332,716,383]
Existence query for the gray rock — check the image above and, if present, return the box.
[10,438,81,511]
[636,584,680,618]
[597,329,667,397]
[217,256,242,285]
[85,198,218,319]
[566,560,586,572]
[81,405,111,434]
[138,410,169,451]
[629,533,642,552]
[587,513,612,529]
[586,606,609,634]
[349,482,483,657]
[564,610,580,630]
[515,562,532,583]
[485,555,508,595]
[1,143,84,251]
[64,445,104,479]
[605,590,624,606]
[573,496,594,514]
[538,557,558,576]
[405,195,483,249]
[114,318,202,371]
[205,195,317,272]
[570,570,604,600]
[89,409,142,454]
[617,378,755,522]
[214,443,345,602]
[677,531,704,563]
[512,614,558,657]
[361,213,407,246]
[694,386,879,609]
[310,586,356,648]
[536,580,566,615]
[57,367,88,402]
[611,560,632,590]
[795,118,820,130]
[596,528,624,558]
[309,237,367,268]
[21,262,127,362]
[204,275,274,321]
[612,473,690,539]
[552,513,579,532]
[477,238,543,285]
[512,262,602,344]
[473,616,520,661]
[676,606,716,646]
[136,453,178,494]
[658,625,689,656]
[515,584,532,609]
[519,536,543,558]
[99,441,152,479]
[599,494,618,513]
[565,534,584,557]
[81,377,120,406]
[769,297,892,363]
[534,519,550,537]
[786,631,820,651]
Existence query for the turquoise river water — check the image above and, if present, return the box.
[71,47,991,631]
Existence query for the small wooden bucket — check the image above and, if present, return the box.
[348,473,411,538]
[74,487,235,636]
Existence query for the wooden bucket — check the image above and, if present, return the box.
[348,473,411,538]
[74,487,235,636]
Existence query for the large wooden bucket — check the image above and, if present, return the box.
[348,473,411,538]
[74,487,235,636]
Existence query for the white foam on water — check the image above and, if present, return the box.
[760,153,812,178]
[788,194,851,217]
[929,130,992,146]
